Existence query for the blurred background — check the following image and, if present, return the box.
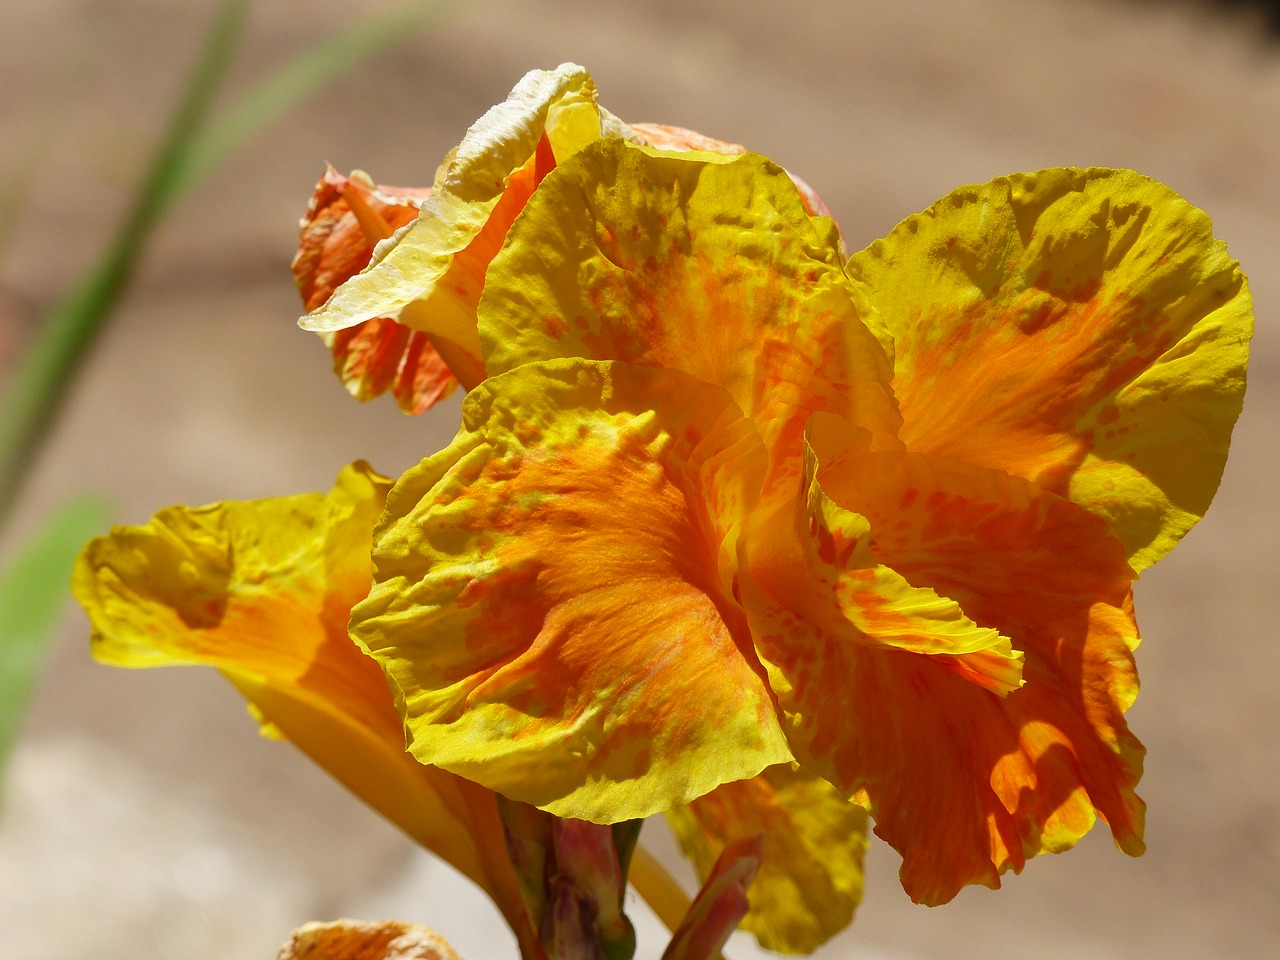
[0,0,1276,958]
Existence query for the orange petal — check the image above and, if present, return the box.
[847,167,1252,570]
[480,138,900,465]
[350,359,793,823]
[665,763,868,953]
[809,442,1145,905]
[71,464,531,941]
[293,167,455,414]
[628,122,838,228]
[298,64,618,388]
[275,919,462,960]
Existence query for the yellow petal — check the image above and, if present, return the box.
[665,763,868,954]
[298,64,614,387]
[350,359,792,823]
[847,167,1251,570]
[806,441,1144,905]
[71,464,531,939]
[479,138,901,461]
[741,417,1023,706]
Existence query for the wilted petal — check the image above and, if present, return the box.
[293,168,453,414]
[808,439,1145,905]
[480,138,900,462]
[351,359,792,823]
[71,464,530,936]
[275,918,461,960]
[665,763,868,954]
[847,167,1252,570]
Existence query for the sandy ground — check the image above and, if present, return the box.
[0,1,1277,958]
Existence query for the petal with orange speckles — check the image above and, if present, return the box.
[628,122,838,230]
[293,168,455,414]
[480,138,900,463]
[665,763,868,953]
[350,359,793,824]
[70,464,531,940]
[802,438,1145,905]
[847,167,1252,571]
[298,64,621,390]
[298,67,807,396]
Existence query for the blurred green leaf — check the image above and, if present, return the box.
[0,496,112,781]
[0,0,460,525]
[175,0,461,201]
[0,0,252,526]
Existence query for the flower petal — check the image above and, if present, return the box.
[665,763,868,954]
[480,138,901,459]
[847,167,1252,570]
[71,464,530,936]
[293,168,453,414]
[298,64,617,388]
[806,440,1145,905]
[627,123,838,228]
[275,919,462,960]
[350,359,792,823]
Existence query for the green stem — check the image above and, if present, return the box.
[0,0,251,527]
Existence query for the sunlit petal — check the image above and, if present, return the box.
[480,138,900,461]
[848,167,1251,570]
[807,438,1144,904]
[298,64,616,387]
[351,359,792,823]
[71,464,530,935]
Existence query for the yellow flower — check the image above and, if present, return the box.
[293,63,830,412]
[74,72,1252,956]
[71,464,541,959]
[349,137,1250,915]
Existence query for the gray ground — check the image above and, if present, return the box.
[1,1,1277,958]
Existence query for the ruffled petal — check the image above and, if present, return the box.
[480,138,900,461]
[298,64,616,388]
[628,123,838,227]
[71,464,529,936]
[350,359,792,823]
[293,168,453,414]
[804,439,1145,905]
[665,763,868,954]
[847,167,1252,570]
[742,428,1023,697]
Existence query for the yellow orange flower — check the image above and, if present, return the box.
[294,63,829,410]
[350,136,1250,913]
[71,464,540,957]
[74,69,1252,957]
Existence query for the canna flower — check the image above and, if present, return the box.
[71,464,541,957]
[293,63,833,414]
[70,461,844,954]
[348,135,1250,914]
